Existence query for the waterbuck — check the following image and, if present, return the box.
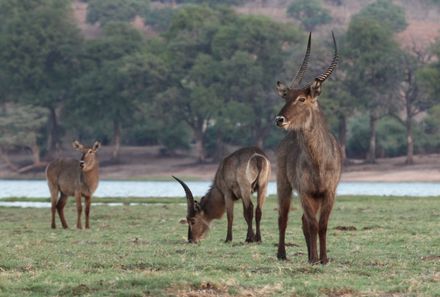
[173,147,271,243]
[46,140,101,229]
[275,32,342,264]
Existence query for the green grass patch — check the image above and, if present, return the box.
[0,196,439,296]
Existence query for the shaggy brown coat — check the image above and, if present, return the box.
[46,141,100,229]
[174,147,271,243]
[275,33,342,264]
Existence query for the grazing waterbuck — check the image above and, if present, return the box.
[173,147,271,243]
[275,32,342,264]
[46,140,101,229]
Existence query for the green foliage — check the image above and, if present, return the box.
[354,0,407,33]
[0,196,439,296]
[175,0,245,5]
[418,105,440,153]
[376,117,406,157]
[162,7,301,157]
[347,115,369,158]
[0,104,48,150]
[67,23,167,149]
[287,0,332,31]
[0,0,82,106]
[158,122,191,152]
[344,17,403,113]
[86,0,150,25]
[347,115,419,158]
[143,7,176,32]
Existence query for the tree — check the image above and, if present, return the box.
[287,0,332,31]
[212,15,301,149]
[388,47,436,164]
[69,23,167,159]
[0,104,48,172]
[344,17,403,163]
[319,78,355,163]
[0,0,82,156]
[86,0,150,25]
[160,7,301,161]
[354,0,407,33]
[160,6,229,162]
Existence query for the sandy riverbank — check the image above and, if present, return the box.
[2,146,439,182]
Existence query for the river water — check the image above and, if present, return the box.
[0,179,439,207]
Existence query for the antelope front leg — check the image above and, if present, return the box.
[302,196,320,264]
[319,199,334,264]
[85,196,91,229]
[75,192,83,229]
[277,179,292,260]
[277,197,291,260]
[225,195,234,243]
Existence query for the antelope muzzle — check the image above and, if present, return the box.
[275,115,287,127]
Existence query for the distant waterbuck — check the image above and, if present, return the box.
[46,140,101,229]
[173,147,271,243]
[275,32,342,264]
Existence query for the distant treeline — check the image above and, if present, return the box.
[0,0,439,170]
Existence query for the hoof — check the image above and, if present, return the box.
[277,252,287,260]
[308,258,320,265]
[320,257,329,265]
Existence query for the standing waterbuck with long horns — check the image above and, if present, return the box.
[275,32,342,264]
[46,140,101,229]
[173,147,271,243]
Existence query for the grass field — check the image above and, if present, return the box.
[0,196,439,297]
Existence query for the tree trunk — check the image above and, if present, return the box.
[213,129,225,162]
[194,129,205,163]
[366,113,377,164]
[112,119,121,160]
[255,123,268,149]
[338,114,347,163]
[405,110,414,165]
[46,106,60,157]
[31,140,42,166]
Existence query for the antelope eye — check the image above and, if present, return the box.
[298,97,306,102]
[88,150,93,154]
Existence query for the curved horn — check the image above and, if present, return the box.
[290,32,312,88]
[172,176,196,217]
[315,31,339,83]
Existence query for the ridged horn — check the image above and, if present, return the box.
[172,176,196,217]
[315,31,339,83]
[290,32,312,88]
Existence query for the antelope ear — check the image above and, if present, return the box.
[72,140,84,151]
[92,141,101,152]
[276,81,289,99]
[309,80,322,98]
[179,218,188,224]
